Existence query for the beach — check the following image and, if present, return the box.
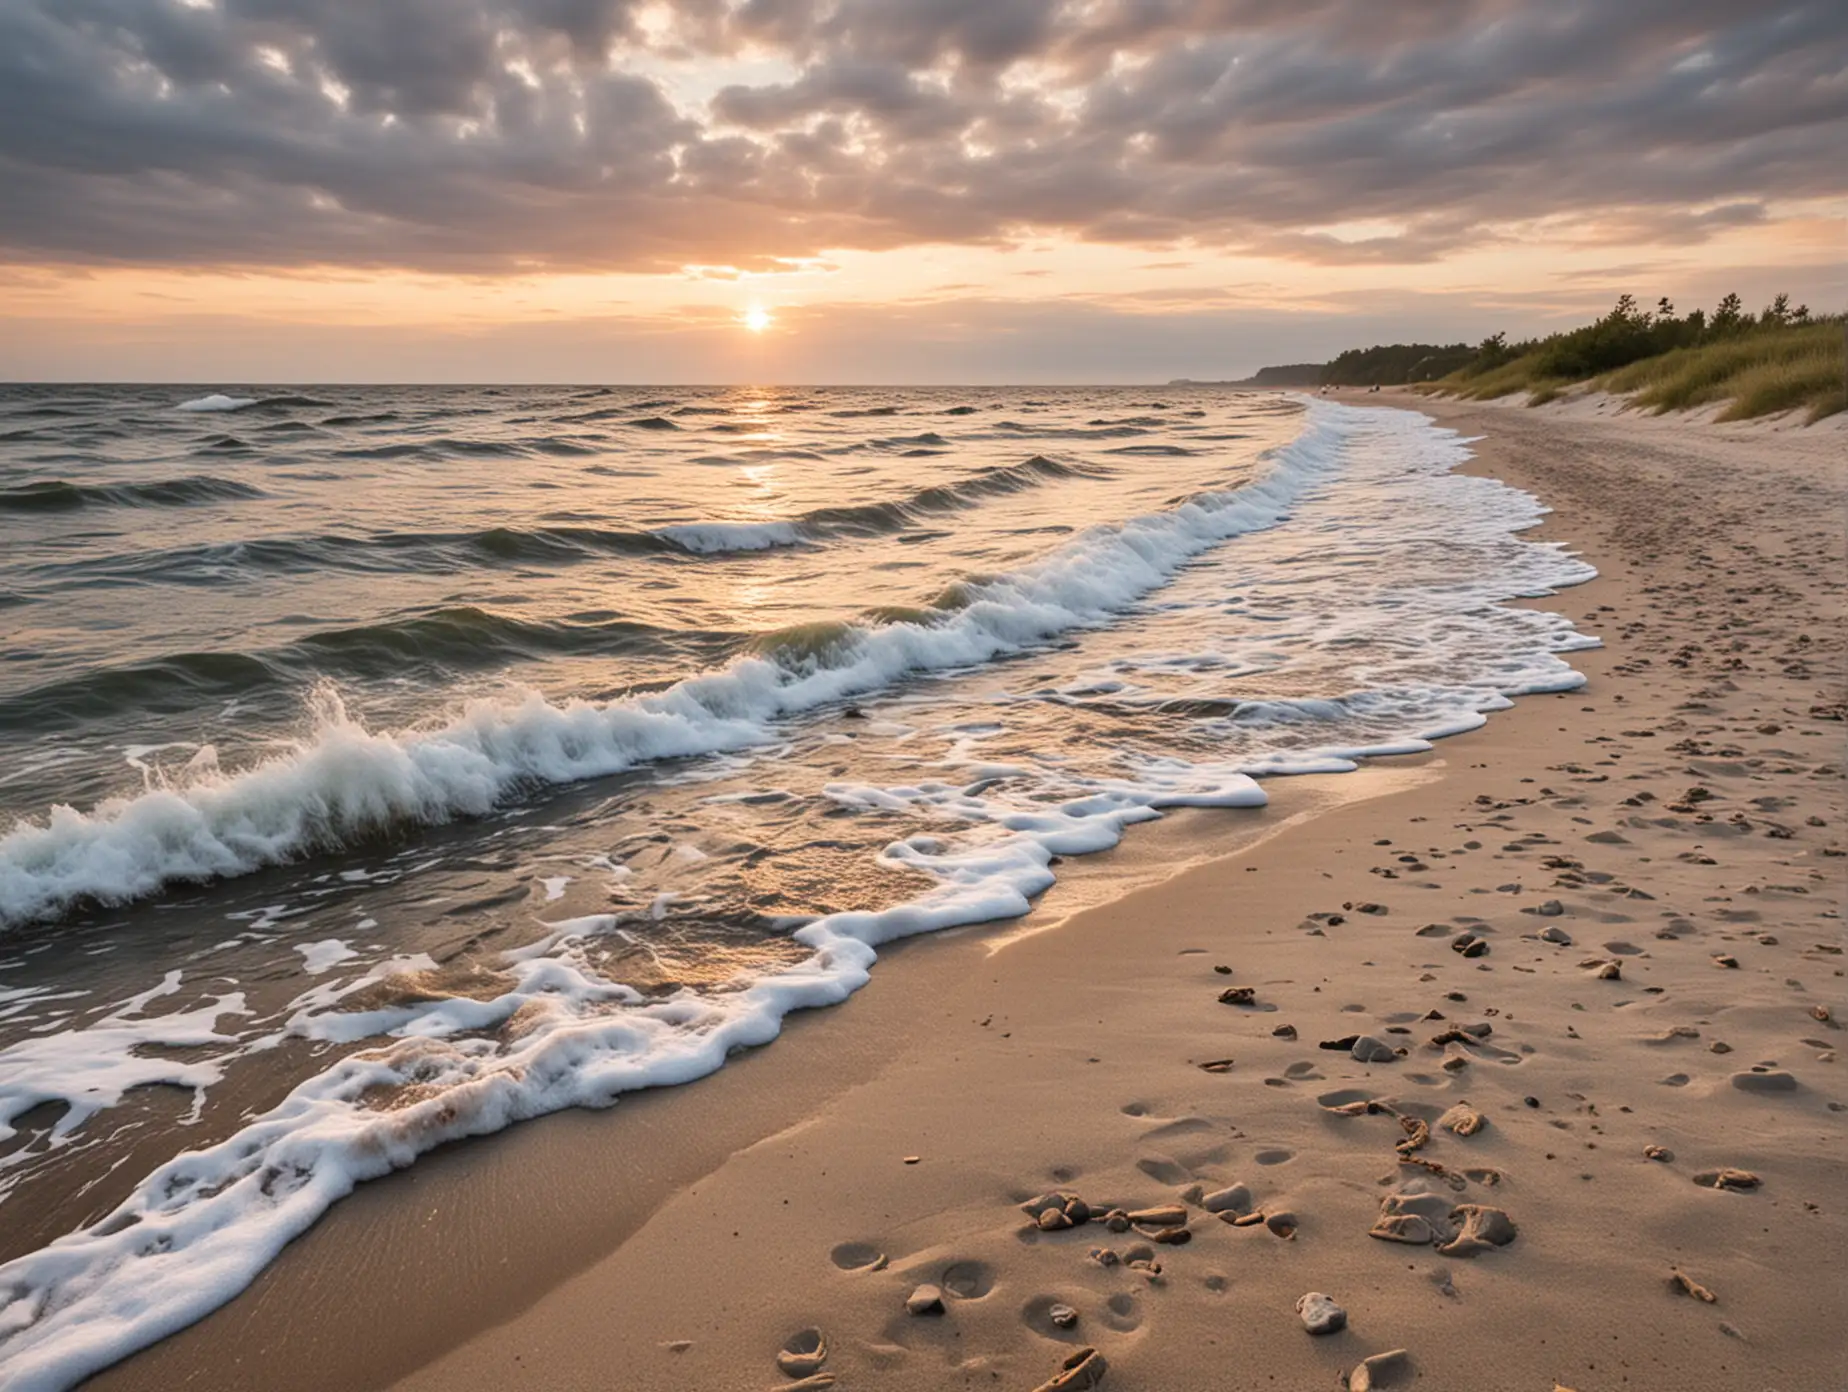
[80,392,1846,1392]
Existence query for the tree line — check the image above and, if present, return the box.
[1319,293,1823,387]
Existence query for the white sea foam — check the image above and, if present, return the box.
[0,400,1602,1389]
[174,394,258,413]
[655,519,805,552]
[0,405,1352,931]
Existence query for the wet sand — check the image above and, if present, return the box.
[91,394,1846,1392]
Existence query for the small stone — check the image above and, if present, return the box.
[1451,934,1489,958]
[1039,1208,1073,1231]
[1351,1035,1398,1063]
[1349,1348,1413,1391]
[1296,1291,1347,1335]
[1142,1225,1191,1245]
[1049,1302,1080,1329]
[1643,1144,1674,1162]
[1103,1209,1131,1233]
[1692,1167,1761,1192]
[1436,1204,1517,1256]
[1273,1024,1298,1040]
[1031,1346,1107,1392]
[1670,1269,1717,1303]
[1438,1102,1486,1136]
[906,1284,945,1316]
[1219,986,1256,1006]
[1200,1183,1254,1215]
[1127,1205,1186,1227]
[1535,900,1565,917]
[1537,925,1573,945]
[1713,954,1740,969]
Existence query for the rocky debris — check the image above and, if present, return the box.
[1451,933,1490,958]
[1348,1348,1413,1391]
[1369,1191,1454,1246]
[1370,1194,1516,1256]
[1198,1057,1235,1073]
[1537,924,1573,945]
[1218,986,1257,1006]
[777,1328,828,1378]
[1438,1102,1486,1136]
[905,1284,945,1316]
[1671,1269,1718,1303]
[1049,1302,1080,1329]
[1351,1035,1398,1063]
[1032,1346,1107,1392]
[1024,1192,1092,1229]
[1693,1168,1761,1191]
[1296,1291,1347,1335]
[1643,1144,1674,1162]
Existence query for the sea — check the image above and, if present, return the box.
[0,384,1596,1388]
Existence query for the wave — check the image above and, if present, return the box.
[176,394,257,412]
[0,476,265,512]
[0,609,708,730]
[0,409,1351,930]
[177,393,335,413]
[655,521,802,553]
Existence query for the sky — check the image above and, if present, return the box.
[2,0,1844,383]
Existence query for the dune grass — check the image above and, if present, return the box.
[1426,318,1844,422]
[1600,321,1845,423]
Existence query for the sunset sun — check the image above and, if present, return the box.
[741,305,772,334]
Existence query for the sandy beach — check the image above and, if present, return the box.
[89,394,1846,1392]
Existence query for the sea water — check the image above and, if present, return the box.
[0,385,1595,1388]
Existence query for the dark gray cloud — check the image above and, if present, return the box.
[1,0,1842,272]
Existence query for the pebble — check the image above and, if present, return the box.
[1200,1183,1255,1215]
[1049,1302,1080,1329]
[1349,1348,1412,1391]
[1296,1291,1347,1335]
[1351,1035,1398,1063]
[906,1284,945,1316]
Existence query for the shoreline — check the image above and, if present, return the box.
[88,395,1846,1392]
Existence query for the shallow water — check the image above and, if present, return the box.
[0,385,1595,1388]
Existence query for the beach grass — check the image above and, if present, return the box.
[1427,319,1844,422]
[1601,321,1846,423]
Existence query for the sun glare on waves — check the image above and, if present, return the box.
[741,305,773,333]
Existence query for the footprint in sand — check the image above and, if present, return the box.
[942,1261,996,1300]
[1254,1147,1296,1166]
[1021,1295,1084,1339]
[1137,1155,1194,1185]
[1102,1292,1142,1331]
[831,1241,887,1271]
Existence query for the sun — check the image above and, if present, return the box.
[741,305,773,333]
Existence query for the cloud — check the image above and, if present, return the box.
[0,0,1843,273]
